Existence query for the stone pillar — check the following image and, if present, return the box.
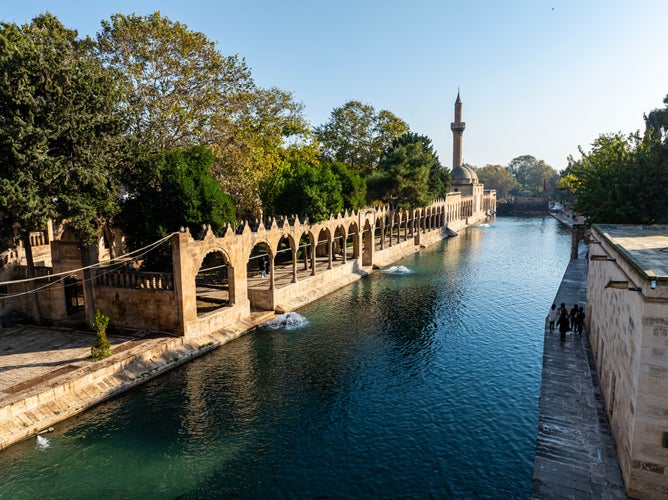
[172,231,195,336]
[571,223,585,260]
[291,244,298,283]
[269,256,275,290]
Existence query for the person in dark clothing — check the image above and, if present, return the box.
[558,302,567,318]
[569,304,579,330]
[557,310,570,343]
[576,306,586,336]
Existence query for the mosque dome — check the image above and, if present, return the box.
[451,165,478,184]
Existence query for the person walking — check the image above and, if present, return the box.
[557,309,570,343]
[576,306,586,336]
[558,302,567,318]
[260,255,269,278]
[548,303,558,333]
[569,304,579,331]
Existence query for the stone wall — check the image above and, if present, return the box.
[587,225,668,499]
[1,194,496,336]
[94,288,179,332]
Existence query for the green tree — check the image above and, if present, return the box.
[646,94,668,144]
[259,158,344,222]
[0,14,126,322]
[328,161,367,211]
[96,12,309,218]
[369,133,442,209]
[474,164,517,200]
[315,101,409,175]
[117,146,236,270]
[571,132,668,224]
[507,155,557,196]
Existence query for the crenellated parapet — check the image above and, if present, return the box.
[1,194,495,336]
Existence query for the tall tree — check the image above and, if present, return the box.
[646,94,668,144]
[368,132,443,209]
[259,158,344,222]
[117,146,236,270]
[475,164,518,199]
[0,14,126,322]
[328,161,367,211]
[570,132,668,224]
[506,155,557,196]
[315,101,409,175]
[96,12,309,218]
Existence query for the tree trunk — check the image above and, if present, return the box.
[80,242,98,327]
[21,234,42,324]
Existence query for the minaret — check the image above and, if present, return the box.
[450,91,466,168]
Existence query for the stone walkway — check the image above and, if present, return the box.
[532,255,629,499]
[0,326,130,394]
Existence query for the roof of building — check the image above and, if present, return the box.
[451,165,478,184]
[594,224,668,279]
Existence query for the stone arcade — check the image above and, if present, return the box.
[1,94,496,339]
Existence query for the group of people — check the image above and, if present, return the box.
[548,302,585,343]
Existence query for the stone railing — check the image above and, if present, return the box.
[29,231,48,248]
[96,270,174,291]
[15,266,53,279]
[0,249,18,268]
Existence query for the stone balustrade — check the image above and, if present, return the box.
[95,270,174,290]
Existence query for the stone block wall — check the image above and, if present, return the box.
[587,225,668,498]
[93,286,180,333]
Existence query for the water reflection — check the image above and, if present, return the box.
[0,216,572,499]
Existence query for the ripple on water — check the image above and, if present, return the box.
[0,216,571,499]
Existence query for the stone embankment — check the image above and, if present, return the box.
[0,312,273,451]
[531,214,628,499]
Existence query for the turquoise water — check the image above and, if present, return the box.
[0,216,571,499]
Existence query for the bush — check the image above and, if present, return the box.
[90,309,111,360]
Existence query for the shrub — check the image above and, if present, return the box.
[90,309,111,360]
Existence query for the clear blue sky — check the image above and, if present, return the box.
[3,0,667,172]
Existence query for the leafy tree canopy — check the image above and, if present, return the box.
[570,131,668,224]
[259,158,345,222]
[474,164,517,200]
[0,13,126,247]
[315,101,409,175]
[117,145,236,269]
[329,161,367,212]
[646,94,668,144]
[506,155,557,197]
[96,11,309,218]
[368,132,445,209]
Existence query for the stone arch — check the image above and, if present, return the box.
[346,221,360,260]
[374,215,384,251]
[362,218,373,267]
[274,234,296,286]
[314,227,332,271]
[247,242,272,291]
[195,249,234,316]
[57,225,78,242]
[297,232,314,276]
[333,225,347,264]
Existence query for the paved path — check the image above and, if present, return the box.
[532,256,629,499]
[0,326,132,395]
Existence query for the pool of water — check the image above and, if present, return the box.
[0,216,571,499]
